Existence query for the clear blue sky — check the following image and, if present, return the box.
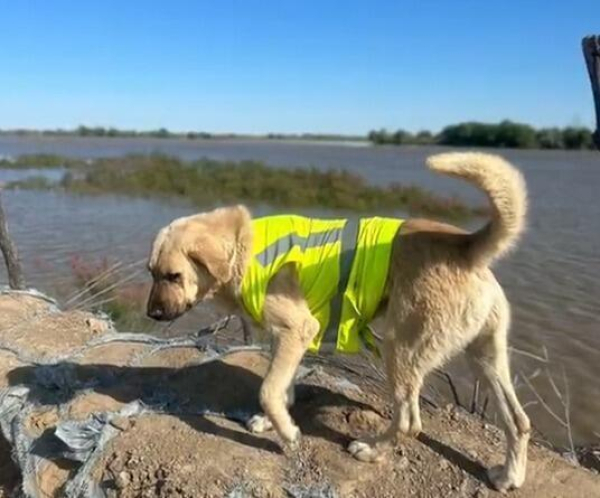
[0,1,598,134]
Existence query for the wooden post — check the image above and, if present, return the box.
[582,35,600,149]
[0,189,25,290]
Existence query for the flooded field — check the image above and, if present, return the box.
[1,135,599,448]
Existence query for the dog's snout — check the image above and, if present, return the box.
[147,308,164,320]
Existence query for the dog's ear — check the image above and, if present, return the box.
[186,205,251,284]
[187,233,234,283]
[148,226,170,271]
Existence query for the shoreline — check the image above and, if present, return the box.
[1,132,598,152]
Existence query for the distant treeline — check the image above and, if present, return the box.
[1,121,594,149]
[0,126,363,142]
[0,126,235,140]
[368,121,595,150]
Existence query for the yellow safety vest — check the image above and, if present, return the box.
[241,215,403,354]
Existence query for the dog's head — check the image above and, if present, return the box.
[146,206,251,321]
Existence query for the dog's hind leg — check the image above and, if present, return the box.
[348,334,423,462]
[467,298,530,492]
[349,317,428,462]
[349,305,481,463]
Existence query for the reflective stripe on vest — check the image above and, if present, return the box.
[240,215,403,354]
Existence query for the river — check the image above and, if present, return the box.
[0,135,598,448]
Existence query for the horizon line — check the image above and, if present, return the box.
[0,119,595,139]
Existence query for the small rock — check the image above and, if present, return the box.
[438,459,450,471]
[394,446,405,457]
[468,450,479,460]
[474,487,488,498]
[181,464,194,474]
[346,409,384,431]
[155,467,169,480]
[458,478,470,495]
[396,456,410,470]
[115,471,131,489]
[85,316,110,334]
[110,416,131,432]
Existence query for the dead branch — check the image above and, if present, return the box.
[561,366,576,459]
[0,189,25,290]
[470,379,480,414]
[427,369,463,408]
[583,35,600,149]
[520,366,577,460]
[521,373,568,429]
[509,345,549,363]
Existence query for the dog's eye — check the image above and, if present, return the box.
[165,272,182,283]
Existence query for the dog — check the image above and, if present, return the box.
[146,152,530,492]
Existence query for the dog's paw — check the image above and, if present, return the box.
[487,465,525,492]
[285,425,301,447]
[400,418,422,438]
[282,425,301,451]
[347,440,388,463]
[246,414,273,434]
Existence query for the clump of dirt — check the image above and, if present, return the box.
[0,292,110,359]
[0,291,599,498]
[96,414,285,498]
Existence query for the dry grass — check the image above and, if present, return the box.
[65,255,152,331]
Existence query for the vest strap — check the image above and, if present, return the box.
[255,226,344,267]
[324,219,359,344]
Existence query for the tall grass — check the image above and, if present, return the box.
[0,154,88,169]
[52,154,486,219]
[67,255,151,331]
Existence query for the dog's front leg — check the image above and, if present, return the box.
[247,326,297,435]
[258,317,318,449]
[247,363,296,434]
[248,264,319,448]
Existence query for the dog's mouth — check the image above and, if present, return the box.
[147,310,175,322]
[147,304,190,322]
[148,296,204,322]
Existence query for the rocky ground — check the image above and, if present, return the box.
[0,291,598,497]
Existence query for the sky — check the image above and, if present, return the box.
[0,1,598,135]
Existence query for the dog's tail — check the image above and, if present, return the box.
[426,152,527,265]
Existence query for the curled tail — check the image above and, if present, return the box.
[426,152,528,265]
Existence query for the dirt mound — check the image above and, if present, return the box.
[0,291,599,497]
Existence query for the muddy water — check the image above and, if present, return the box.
[0,136,598,448]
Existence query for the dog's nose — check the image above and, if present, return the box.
[147,308,163,320]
